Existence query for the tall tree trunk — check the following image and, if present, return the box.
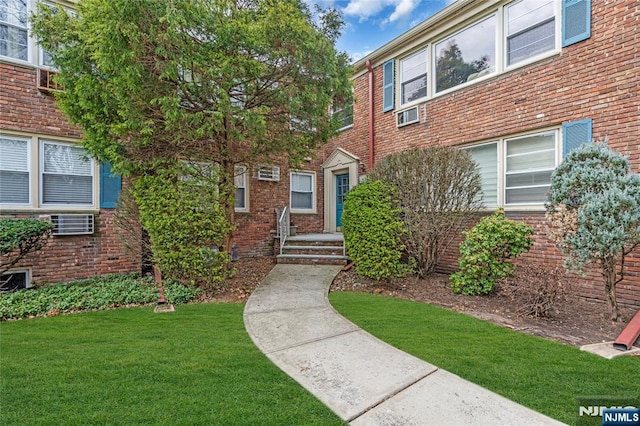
[602,255,619,322]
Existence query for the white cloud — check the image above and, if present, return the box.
[349,49,374,62]
[387,0,418,23]
[343,0,388,22]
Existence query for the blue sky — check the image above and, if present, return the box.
[310,0,457,62]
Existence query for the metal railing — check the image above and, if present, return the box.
[277,206,289,255]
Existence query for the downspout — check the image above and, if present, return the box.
[366,59,374,171]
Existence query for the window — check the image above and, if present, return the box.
[234,165,247,210]
[466,142,498,206]
[331,102,353,130]
[1,270,30,292]
[41,141,94,205]
[435,15,496,93]
[400,48,427,105]
[506,0,556,66]
[0,135,30,204]
[505,132,556,204]
[0,0,28,61]
[464,130,558,207]
[290,171,314,212]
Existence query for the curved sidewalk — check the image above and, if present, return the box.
[244,264,563,425]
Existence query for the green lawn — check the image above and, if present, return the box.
[0,303,343,425]
[330,292,639,425]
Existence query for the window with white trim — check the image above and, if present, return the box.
[234,165,247,210]
[290,171,315,212]
[0,135,30,204]
[463,130,558,207]
[506,0,556,66]
[0,0,28,61]
[505,131,556,204]
[41,141,94,205]
[435,15,496,93]
[399,48,427,105]
[1,270,30,292]
[331,101,353,131]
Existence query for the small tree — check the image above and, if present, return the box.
[31,0,352,284]
[342,180,410,281]
[450,209,534,295]
[546,142,640,321]
[370,147,481,278]
[0,219,53,290]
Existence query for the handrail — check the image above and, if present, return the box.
[277,206,289,255]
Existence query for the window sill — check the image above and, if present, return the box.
[290,209,317,215]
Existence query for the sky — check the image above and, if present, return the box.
[309,0,458,62]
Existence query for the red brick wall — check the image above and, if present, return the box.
[1,211,141,285]
[0,64,81,137]
[1,63,141,283]
[321,0,640,306]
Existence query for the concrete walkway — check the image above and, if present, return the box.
[244,264,564,425]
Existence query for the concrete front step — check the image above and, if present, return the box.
[277,254,348,265]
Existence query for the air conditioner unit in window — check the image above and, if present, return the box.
[396,106,419,127]
[257,165,280,182]
[50,214,94,235]
[37,68,64,92]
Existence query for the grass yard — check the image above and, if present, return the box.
[0,303,343,425]
[330,292,639,425]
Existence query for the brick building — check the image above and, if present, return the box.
[1,0,639,307]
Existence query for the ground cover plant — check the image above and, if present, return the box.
[329,292,639,425]
[0,274,200,321]
[0,303,343,425]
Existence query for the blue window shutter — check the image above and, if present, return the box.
[562,119,592,158]
[382,59,394,112]
[100,161,121,208]
[562,0,591,47]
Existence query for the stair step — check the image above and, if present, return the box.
[282,245,343,251]
[276,253,348,265]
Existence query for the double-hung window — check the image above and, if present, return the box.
[506,0,556,66]
[464,130,558,207]
[0,0,28,61]
[290,171,314,212]
[41,141,94,205]
[400,48,427,105]
[234,165,247,210]
[505,132,556,204]
[0,135,30,204]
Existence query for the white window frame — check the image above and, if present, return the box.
[503,0,560,70]
[462,129,559,209]
[0,134,31,206]
[0,0,30,63]
[289,171,316,213]
[433,13,498,95]
[0,269,31,291]
[504,130,557,206]
[234,165,248,212]
[330,102,353,131]
[393,0,562,105]
[399,47,428,107]
[39,139,95,208]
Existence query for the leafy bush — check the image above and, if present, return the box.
[342,180,411,281]
[1,219,53,284]
[0,274,200,321]
[370,147,481,278]
[450,209,533,295]
[546,142,640,321]
[133,164,234,287]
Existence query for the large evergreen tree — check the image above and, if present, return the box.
[31,0,352,284]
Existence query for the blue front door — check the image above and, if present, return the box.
[336,173,349,228]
